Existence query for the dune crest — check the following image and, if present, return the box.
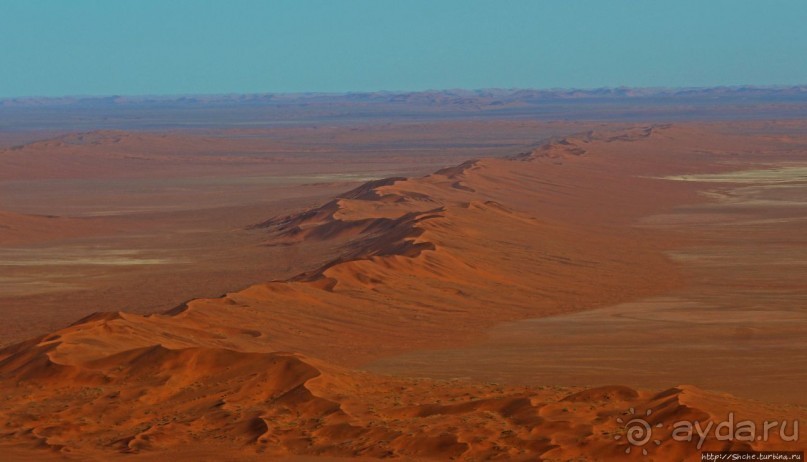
[2,125,803,460]
[1,344,799,460]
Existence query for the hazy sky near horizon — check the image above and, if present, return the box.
[1,0,806,98]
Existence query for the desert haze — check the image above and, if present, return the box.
[1,94,806,461]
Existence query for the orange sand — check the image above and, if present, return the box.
[1,124,805,460]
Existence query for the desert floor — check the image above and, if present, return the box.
[1,120,805,461]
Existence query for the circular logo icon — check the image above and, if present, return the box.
[614,408,663,456]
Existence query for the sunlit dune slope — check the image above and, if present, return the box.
[4,126,686,367]
[2,344,800,461]
[3,125,802,460]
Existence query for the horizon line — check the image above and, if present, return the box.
[3,84,807,102]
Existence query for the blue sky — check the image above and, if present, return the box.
[1,0,806,97]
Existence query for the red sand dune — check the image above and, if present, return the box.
[1,125,804,460]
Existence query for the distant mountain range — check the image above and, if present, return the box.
[4,86,807,132]
[3,86,807,108]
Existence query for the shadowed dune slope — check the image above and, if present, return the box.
[3,126,688,367]
[2,125,803,460]
[3,347,801,461]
